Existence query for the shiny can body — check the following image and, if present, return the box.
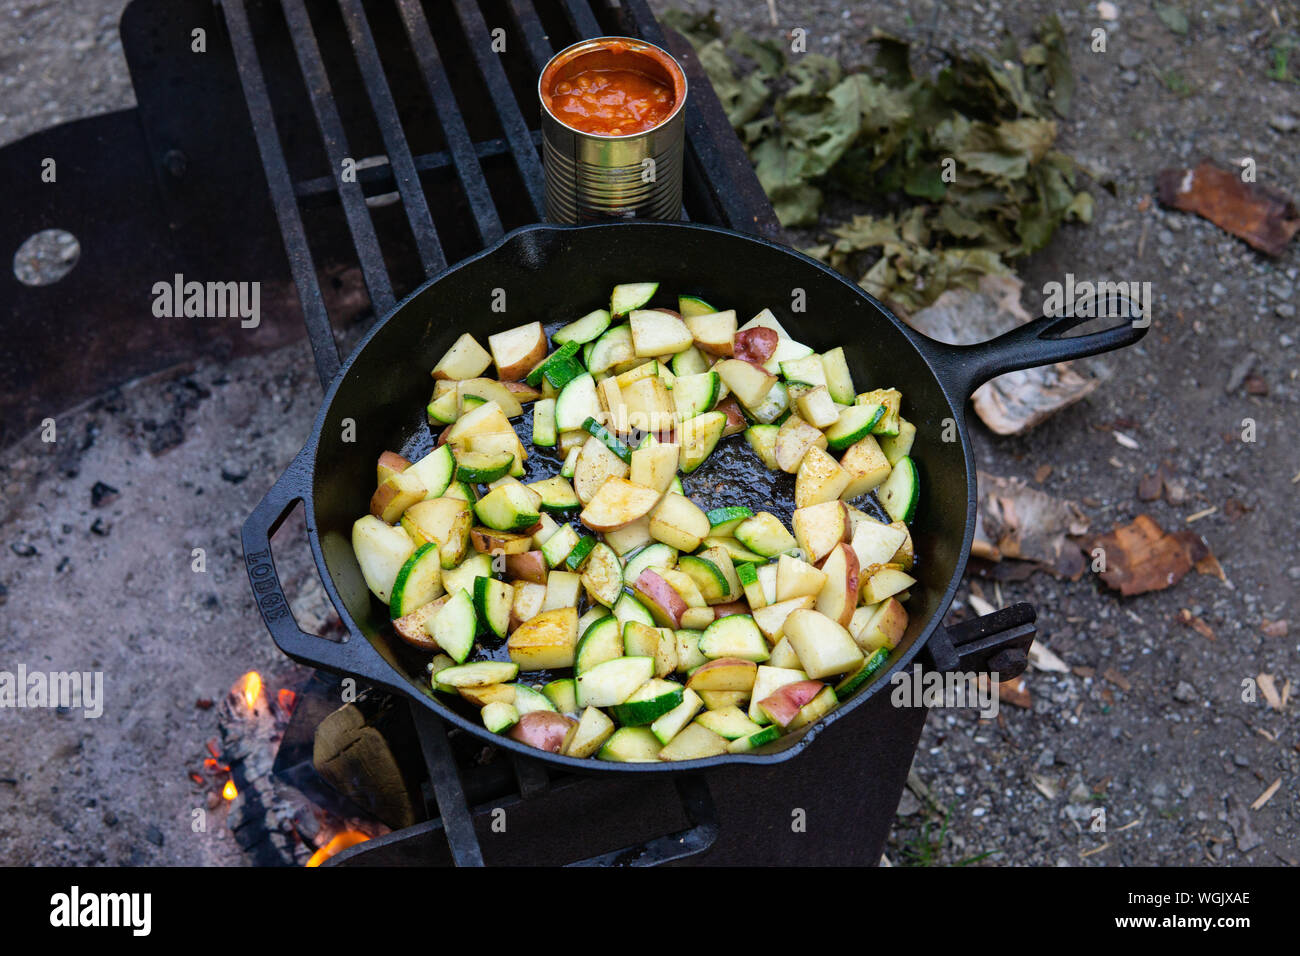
[538,37,688,223]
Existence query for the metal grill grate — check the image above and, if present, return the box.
[221,0,776,387]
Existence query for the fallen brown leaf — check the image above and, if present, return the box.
[1034,463,1053,484]
[1082,514,1214,596]
[976,471,1090,578]
[1157,161,1300,256]
[1244,374,1268,396]
[1223,498,1251,521]
[1137,470,1165,501]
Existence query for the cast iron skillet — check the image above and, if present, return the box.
[243,221,1145,772]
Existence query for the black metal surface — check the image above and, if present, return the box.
[412,705,485,866]
[241,220,1147,782]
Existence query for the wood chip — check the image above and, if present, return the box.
[1029,642,1071,673]
[1031,774,1060,799]
[998,675,1032,708]
[1185,506,1217,523]
[1176,608,1216,641]
[1251,778,1281,811]
[1113,431,1140,449]
[1103,667,1132,692]
[968,593,997,617]
[1034,464,1053,483]
[1257,673,1283,712]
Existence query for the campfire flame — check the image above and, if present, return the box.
[239,671,263,710]
[305,830,370,867]
[222,780,238,801]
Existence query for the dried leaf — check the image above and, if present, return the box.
[977,470,1090,578]
[1082,514,1213,596]
[1157,162,1300,256]
[1031,773,1060,799]
[1176,608,1216,641]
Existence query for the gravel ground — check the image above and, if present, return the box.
[1,0,1296,866]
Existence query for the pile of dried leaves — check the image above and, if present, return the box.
[664,11,1093,314]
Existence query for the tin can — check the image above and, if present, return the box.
[538,37,688,223]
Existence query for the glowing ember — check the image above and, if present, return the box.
[239,671,263,710]
[305,830,370,867]
[277,687,297,712]
[222,780,238,801]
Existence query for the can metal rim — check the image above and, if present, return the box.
[537,36,689,141]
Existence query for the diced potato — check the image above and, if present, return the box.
[370,469,427,524]
[541,570,582,611]
[684,309,737,356]
[839,435,892,499]
[630,309,693,357]
[432,333,493,381]
[487,322,547,381]
[791,500,851,565]
[782,609,864,680]
[402,498,473,569]
[774,415,828,473]
[573,435,630,505]
[795,385,839,429]
[649,493,710,552]
[751,596,815,643]
[580,478,662,532]
[794,446,851,508]
[630,443,679,494]
[508,607,579,670]
[775,553,827,602]
[715,359,778,408]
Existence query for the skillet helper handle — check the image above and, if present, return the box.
[241,451,383,683]
[922,603,1037,679]
[567,773,718,867]
[946,299,1149,399]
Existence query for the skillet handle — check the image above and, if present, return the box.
[241,450,387,684]
[942,298,1149,399]
[923,603,1037,679]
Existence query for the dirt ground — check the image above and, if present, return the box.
[1,0,1296,866]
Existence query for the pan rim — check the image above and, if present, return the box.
[298,220,977,772]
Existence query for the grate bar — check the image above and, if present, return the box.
[396,0,504,246]
[451,0,547,218]
[507,0,555,74]
[561,0,604,39]
[281,0,396,313]
[338,0,446,276]
[221,0,340,387]
[291,131,540,202]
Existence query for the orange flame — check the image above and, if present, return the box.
[305,830,370,867]
[222,780,238,801]
[238,671,263,710]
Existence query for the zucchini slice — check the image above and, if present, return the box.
[587,325,636,375]
[671,371,721,421]
[575,615,624,676]
[706,505,754,537]
[407,445,456,499]
[878,417,916,466]
[473,575,514,639]
[576,656,655,708]
[474,482,542,533]
[454,448,514,483]
[555,372,601,432]
[553,308,612,346]
[428,589,478,663]
[623,542,678,582]
[582,415,632,463]
[528,475,581,512]
[677,411,727,474]
[677,295,716,317]
[525,341,582,388]
[435,659,518,687]
[389,543,443,619]
[481,701,520,733]
[820,347,856,404]
[598,726,662,762]
[531,398,557,447]
[877,456,919,524]
[678,553,730,603]
[565,534,598,571]
[824,403,884,451]
[610,281,659,317]
[699,614,769,662]
[607,678,685,726]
